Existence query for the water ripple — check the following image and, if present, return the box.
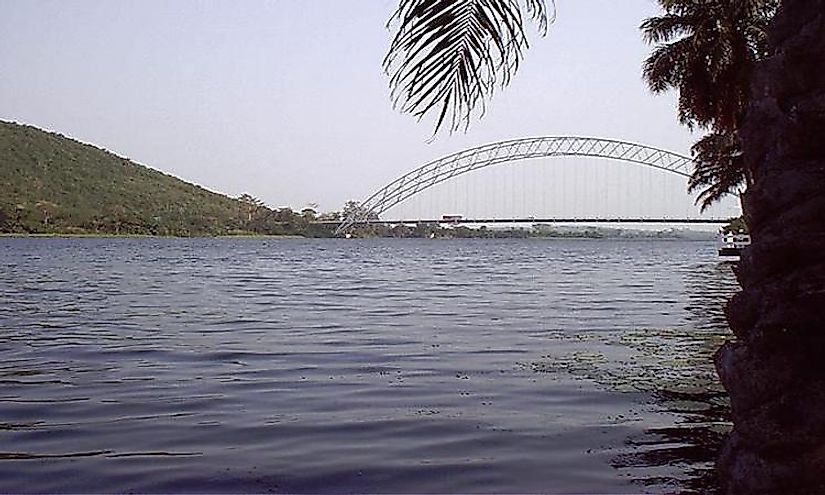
[0,237,737,494]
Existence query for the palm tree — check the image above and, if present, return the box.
[640,3,825,491]
[641,0,777,131]
[641,0,776,209]
[387,1,825,493]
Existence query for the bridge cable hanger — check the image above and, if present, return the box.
[335,136,735,235]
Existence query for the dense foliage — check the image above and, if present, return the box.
[721,215,748,234]
[641,0,778,209]
[0,121,335,237]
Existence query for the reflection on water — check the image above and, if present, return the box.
[614,388,729,494]
[526,261,737,493]
[0,238,738,493]
[622,262,736,494]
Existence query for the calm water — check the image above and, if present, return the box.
[0,238,737,494]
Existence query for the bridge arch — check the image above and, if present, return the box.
[336,136,697,235]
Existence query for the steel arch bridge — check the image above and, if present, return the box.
[335,136,702,235]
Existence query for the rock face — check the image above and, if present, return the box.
[716,0,825,493]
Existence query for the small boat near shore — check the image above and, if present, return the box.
[719,232,750,257]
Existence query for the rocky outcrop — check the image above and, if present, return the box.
[716,0,825,493]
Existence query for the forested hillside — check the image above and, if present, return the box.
[0,121,276,235]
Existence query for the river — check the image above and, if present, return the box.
[0,237,737,493]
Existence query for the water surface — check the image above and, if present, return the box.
[0,238,737,493]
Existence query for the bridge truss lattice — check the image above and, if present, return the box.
[336,136,696,235]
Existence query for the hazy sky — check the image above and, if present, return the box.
[0,0,739,217]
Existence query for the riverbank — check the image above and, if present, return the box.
[0,233,307,239]
[0,232,718,241]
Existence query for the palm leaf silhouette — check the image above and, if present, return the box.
[385,0,552,135]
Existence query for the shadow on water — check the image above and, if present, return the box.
[611,261,739,494]
[525,260,739,494]
[613,388,730,494]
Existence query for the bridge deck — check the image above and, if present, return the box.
[316,217,731,225]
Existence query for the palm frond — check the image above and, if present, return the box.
[385,0,553,135]
[523,0,553,33]
[640,14,695,44]
[688,131,747,210]
[642,38,690,94]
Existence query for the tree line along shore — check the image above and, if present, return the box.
[0,120,736,239]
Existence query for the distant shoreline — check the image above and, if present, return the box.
[0,233,715,241]
[0,233,307,239]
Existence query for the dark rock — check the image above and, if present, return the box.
[717,0,825,493]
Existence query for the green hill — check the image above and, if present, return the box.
[0,120,249,235]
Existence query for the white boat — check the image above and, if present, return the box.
[719,232,751,257]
